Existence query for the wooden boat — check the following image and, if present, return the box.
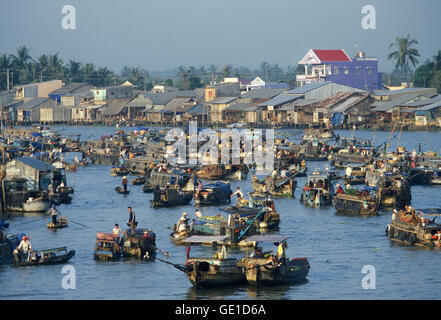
[12,247,75,267]
[47,216,69,229]
[151,188,193,207]
[115,186,130,194]
[22,197,52,213]
[237,235,310,286]
[251,175,296,198]
[302,125,335,141]
[131,176,146,185]
[93,232,121,261]
[194,181,231,206]
[166,240,246,288]
[121,228,156,260]
[333,185,381,215]
[0,233,20,265]
[386,208,441,247]
[300,171,336,207]
[110,166,129,177]
[143,171,194,193]
[196,164,248,181]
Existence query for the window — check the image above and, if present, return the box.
[356,67,361,74]
[344,67,349,75]
[334,67,339,75]
[367,67,372,75]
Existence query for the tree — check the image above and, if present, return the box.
[388,34,420,80]
[67,60,82,83]
[222,65,232,79]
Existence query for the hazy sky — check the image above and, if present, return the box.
[1,0,440,73]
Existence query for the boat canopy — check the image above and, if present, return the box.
[244,235,290,243]
[354,185,378,192]
[415,208,441,216]
[39,247,68,254]
[183,235,229,243]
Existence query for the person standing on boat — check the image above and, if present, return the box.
[127,207,137,233]
[195,209,203,218]
[276,241,287,263]
[112,224,123,239]
[15,236,32,262]
[122,176,128,192]
[177,212,189,233]
[233,187,244,199]
[48,204,60,225]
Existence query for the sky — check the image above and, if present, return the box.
[1,0,440,74]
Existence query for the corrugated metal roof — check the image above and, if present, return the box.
[20,97,51,109]
[244,235,290,243]
[404,95,441,107]
[417,101,441,111]
[371,94,422,112]
[285,81,331,95]
[101,98,132,115]
[330,96,363,113]
[240,88,285,99]
[209,96,238,104]
[14,156,55,172]
[255,93,301,107]
[224,102,252,112]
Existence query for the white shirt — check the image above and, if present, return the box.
[112,228,122,237]
[18,240,32,253]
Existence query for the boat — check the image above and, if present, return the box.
[237,235,310,286]
[251,175,296,198]
[151,187,193,208]
[12,247,75,266]
[300,171,337,207]
[194,181,232,206]
[93,232,121,261]
[110,166,129,177]
[143,171,194,193]
[302,124,335,141]
[196,164,248,181]
[22,197,52,213]
[332,185,381,215]
[343,164,367,185]
[47,216,69,229]
[0,233,20,265]
[121,228,156,260]
[131,176,146,185]
[167,238,246,288]
[115,186,130,194]
[386,208,441,247]
[3,178,52,213]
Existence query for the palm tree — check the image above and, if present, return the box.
[0,54,11,90]
[388,34,420,78]
[82,63,95,83]
[36,54,49,81]
[177,66,189,90]
[67,60,82,82]
[96,67,113,86]
[48,53,64,79]
[10,46,33,85]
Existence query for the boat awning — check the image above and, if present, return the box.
[183,235,229,243]
[415,208,441,216]
[243,235,290,243]
[355,185,378,191]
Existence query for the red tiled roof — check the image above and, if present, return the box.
[313,50,351,62]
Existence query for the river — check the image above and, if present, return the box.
[1,125,441,300]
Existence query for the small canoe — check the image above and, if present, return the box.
[115,186,130,194]
[12,247,75,267]
[47,216,69,229]
[132,176,146,185]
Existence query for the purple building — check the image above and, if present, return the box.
[296,49,383,91]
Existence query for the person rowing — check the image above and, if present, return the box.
[47,204,61,225]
